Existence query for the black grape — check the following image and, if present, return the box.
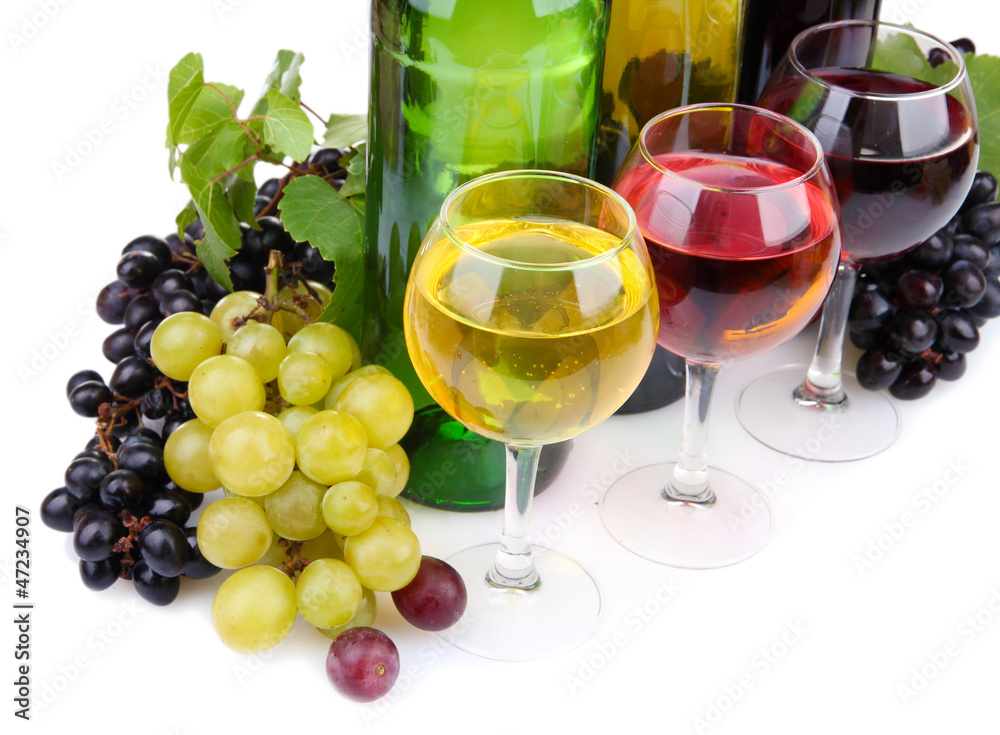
[132,560,180,606]
[138,520,189,578]
[41,487,82,532]
[73,510,124,562]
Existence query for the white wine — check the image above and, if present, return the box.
[405,217,657,444]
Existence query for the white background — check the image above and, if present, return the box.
[3,1,1000,733]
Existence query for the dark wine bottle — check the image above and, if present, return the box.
[736,0,882,105]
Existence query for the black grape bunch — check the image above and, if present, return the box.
[848,170,1000,399]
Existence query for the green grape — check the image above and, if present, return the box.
[223,486,266,508]
[210,290,263,343]
[377,496,411,527]
[286,323,354,380]
[317,586,376,640]
[150,312,223,381]
[344,517,421,592]
[227,321,288,383]
[295,410,368,485]
[209,411,295,496]
[384,444,410,497]
[197,496,274,569]
[163,418,218,493]
[189,355,266,428]
[211,566,297,653]
[277,351,333,406]
[323,481,379,537]
[334,372,414,449]
[276,405,318,441]
[352,448,398,499]
[301,530,345,562]
[296,558,363,628]
[272,281,330,337]
[265,471,328,541]
[323,365,392,409]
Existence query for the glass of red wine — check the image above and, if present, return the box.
[736,20,979,462]
[600,104,841,568]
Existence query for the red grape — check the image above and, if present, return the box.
[391,556,467,631]
[326,627,399,703]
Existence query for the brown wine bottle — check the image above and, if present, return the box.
[593,0,746,413]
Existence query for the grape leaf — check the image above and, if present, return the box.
[168,52,204,103]
[967,54,1000,183]
[316,197,365,338]
[215,119,257,181]
[323,113,367,148]
[251,50,305,115]
[278,175,365,339]
[871,31,960,88]
[168,144,178,179]
[196,236,236,293]
[167,70,206,147]
[178,83,244,144]
[337,144,366,197]
[175,201,198,240]
[226,175,258,228]
[180,137,241,290]
[263,89,313,162]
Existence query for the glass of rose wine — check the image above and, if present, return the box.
[403,170,658,659]
[735,20,979,462]
[600,103,841,568]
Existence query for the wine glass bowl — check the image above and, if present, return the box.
[765,21,978,264]
[600,104,840,569]
[403,169,658,659]
[619,105,841,364]
[736,20,980,461]
[407,173,657,446]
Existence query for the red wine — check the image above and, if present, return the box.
[737,0,881,105]
[615,152,839,362]
[761,68,978,264]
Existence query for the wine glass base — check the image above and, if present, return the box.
[736,364,901,462]
[600,463,772,569]
[439,543,602,661]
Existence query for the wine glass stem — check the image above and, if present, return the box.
[488,443,541,590]
[795,263,859,407]
[666,360,720,505]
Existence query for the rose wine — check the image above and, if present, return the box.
[760,68,978,263]
[405,219,657,444]
[615,152,839,362]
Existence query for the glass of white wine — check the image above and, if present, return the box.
[403,170,658,661]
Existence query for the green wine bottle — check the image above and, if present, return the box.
[367,0,610,511]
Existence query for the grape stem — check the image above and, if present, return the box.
[113,510,153,580]
[156,376,188,411]
[299,101,326,124]
[277,538,310,578]
[208,152,262,186]
[264,250,282,306]
[253,176,289,219]
[230,252,320,334]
